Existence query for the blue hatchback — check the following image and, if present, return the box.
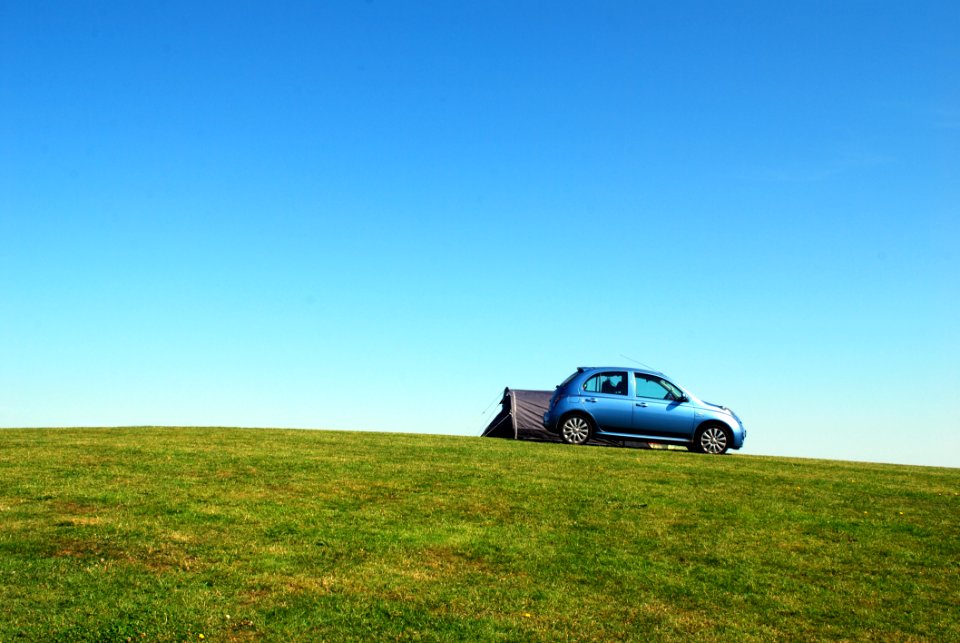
[542,367,746,454]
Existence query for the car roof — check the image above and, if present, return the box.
[577,365,668,378]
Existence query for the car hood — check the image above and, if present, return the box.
[701,400,728,411]
[700,400,735,416]
[700,400,742,422]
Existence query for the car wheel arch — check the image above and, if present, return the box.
[560,410,595,428]
[558,411,595,444]
[693,421,733,454]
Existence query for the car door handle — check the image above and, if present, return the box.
[636,402,648,407]
[585,398,597,403]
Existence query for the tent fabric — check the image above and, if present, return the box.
[480,397,513,439]
[512,389,554,440]
[481,387,652,448]
[481,389,556,441]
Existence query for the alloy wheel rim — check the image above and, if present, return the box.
[701,427,727,454]
[562,418,589,443]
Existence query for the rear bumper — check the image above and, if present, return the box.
[542,410,558,434]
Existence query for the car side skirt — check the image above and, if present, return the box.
[594,429,692,445]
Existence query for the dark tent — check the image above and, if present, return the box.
[481,389,557,441]
[481,388,650,448]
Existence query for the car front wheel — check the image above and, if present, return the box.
[695,424,731,455]
[560,415,592,445]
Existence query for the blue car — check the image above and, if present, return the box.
[542,367,746,454]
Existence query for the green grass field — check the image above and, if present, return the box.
[1,427,957,641]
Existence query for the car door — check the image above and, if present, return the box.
[580,371,632,432]
[631,373,696,439]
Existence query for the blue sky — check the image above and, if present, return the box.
[2,1,957,468]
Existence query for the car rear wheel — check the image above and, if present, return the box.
[695,424,730,455]
[560,415,592,445]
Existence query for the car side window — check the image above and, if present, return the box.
[583,372,627,396]
[635,374,675,400]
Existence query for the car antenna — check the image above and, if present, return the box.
[620,354,657,371]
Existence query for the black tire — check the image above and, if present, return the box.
[694,424,731,455]
[559,414,593,445]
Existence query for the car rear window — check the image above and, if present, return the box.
[558,371,580,388]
